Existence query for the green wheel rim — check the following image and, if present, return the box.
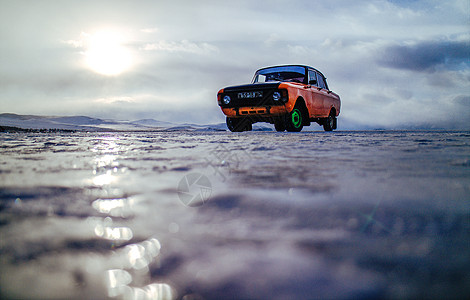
[291,109,302,128]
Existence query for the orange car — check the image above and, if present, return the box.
[217,65,341,132]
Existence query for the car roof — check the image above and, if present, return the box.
[255,65,326,79]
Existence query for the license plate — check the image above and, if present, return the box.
[238,91,263,99]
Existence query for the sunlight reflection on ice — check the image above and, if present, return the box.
[121,238,161,270]
[92,197,137,217]
[106,269,133,297]
[90,137,122,186]
[107,278,174,300]
[92,170,117,186]
[91,137,121,154]
[126,244,147,269]
[94,224,133,241]
[93,198,127,213]
[105,239,172,299]
[123,283,174,300]
[88,135,174,299]
[95,154,120,168]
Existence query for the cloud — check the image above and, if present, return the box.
[141,40,218,54]
[378,39,470,72]
[63,38,84,49]
[454,95,470,107]
[94,96,135,105]
[140,27,159,34]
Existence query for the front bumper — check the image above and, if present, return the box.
[221,105,288,118]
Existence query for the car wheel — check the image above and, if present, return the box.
[226,117,252,132]
[274,119,286,132]
[286,108,303,132]
[323,113,336,132]
[245,121,253,131]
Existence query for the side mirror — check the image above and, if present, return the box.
[309,79,317,85]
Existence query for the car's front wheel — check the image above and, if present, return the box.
[274,119,286,132]
[285,108,304,132]
[226,117,252,132]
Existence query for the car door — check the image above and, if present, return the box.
[314,72,334,117]
[305,69,323,118]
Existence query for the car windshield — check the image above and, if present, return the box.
[252,66,306,84]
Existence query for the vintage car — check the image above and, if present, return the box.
[217,65,341,132]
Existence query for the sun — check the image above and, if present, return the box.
[85,30,133,76]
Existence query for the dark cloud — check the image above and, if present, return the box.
[453,95,470,107]
[379,40,469,72]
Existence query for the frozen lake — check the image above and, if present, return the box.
[0,130,469,299]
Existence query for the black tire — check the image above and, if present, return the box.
[245,121,252,132]
[285,108,304,132]
[323,112,336,132]
[226,117,252,132]
[274,120,286,132]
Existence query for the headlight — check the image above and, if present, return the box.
[223,95,231,104]
[273,91,281,101]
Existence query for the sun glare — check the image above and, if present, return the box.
[85,30,133,76]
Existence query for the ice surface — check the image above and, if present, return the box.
[0,131,469,299]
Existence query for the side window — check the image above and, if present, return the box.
[256,74,267,83]
[316,72,327,89]
[308,70,318,86]
[323,77,329,90]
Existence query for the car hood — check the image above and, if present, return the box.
[223,82,281,92]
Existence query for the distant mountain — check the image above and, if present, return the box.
[132,119,175,127]
[0,113,101,131]
[0,113,230,132]
[49,116,107,125]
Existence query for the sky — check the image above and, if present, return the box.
[0,0,469,129]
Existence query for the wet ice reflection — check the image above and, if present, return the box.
[122,239,161,270]
[105,238,171,299]
[107,277,174,300]
[92,197,137,217]
[95,154,120,168]
[91,137,121,154]
[92,171,117,186]
[90,136,123,187]
[107,269,133,297]
[87,133,171,299]
[94,223,133,241]
[122,283,174,300]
